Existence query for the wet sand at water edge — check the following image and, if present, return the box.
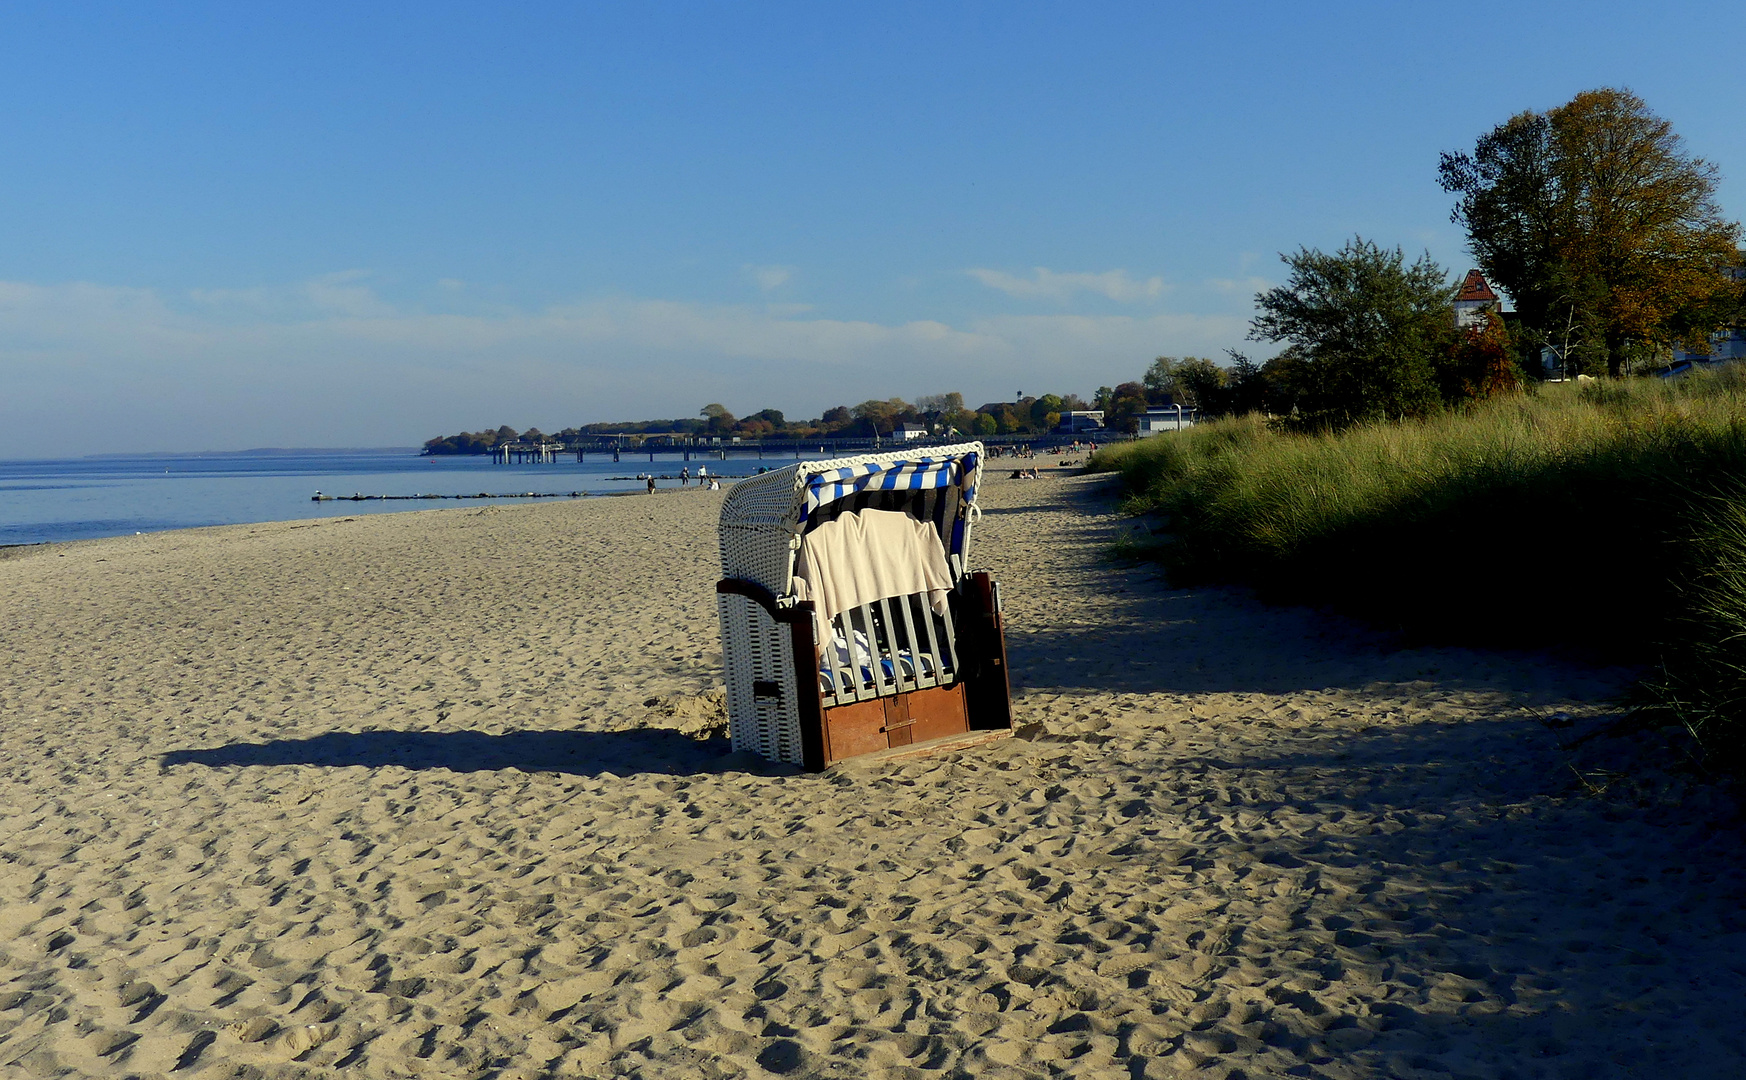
[1,470,1742,1079]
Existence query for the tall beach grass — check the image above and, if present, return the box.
[1093,370,1746,772]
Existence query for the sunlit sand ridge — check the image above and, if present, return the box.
[1,473,1741,1079]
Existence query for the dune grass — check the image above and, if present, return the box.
[1093,370,1746,773]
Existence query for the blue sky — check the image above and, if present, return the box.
[2,2,1741,455]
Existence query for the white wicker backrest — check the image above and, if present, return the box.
[716,442,984,597]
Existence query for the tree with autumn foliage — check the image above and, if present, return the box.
[1441,310,1520,402]
[1440,88,1741,377]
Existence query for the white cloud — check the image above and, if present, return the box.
[1208,275,1273,295]
[0,273,1250,456]
[971,312,1249,367]
[188,269,396,319]
[743,264,794,292]
[966,266,1168,304]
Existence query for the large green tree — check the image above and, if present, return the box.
[699,403,736,435]
[1249,238,1453,429]
[1142,356,1227,408]
[850,398,915,436]
[1440,87,1740,376]
[1103,381,1150,434]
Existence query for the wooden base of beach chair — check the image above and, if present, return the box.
[822,682,972,762]
[810,570,1013,769]
[715,573,1015,771]
[827,727,1014,769]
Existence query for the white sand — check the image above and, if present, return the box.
[1,471,1742,1079]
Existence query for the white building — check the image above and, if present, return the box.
[896,423,930,441]
[1672,259,1746,365]
[1057,410,1105,433]
[1454,269,1502,329]
[1672,329,1746,365]
[1138,406,1197,435]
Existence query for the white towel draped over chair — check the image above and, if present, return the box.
[792,508,953,648]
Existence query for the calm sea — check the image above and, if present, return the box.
[0,448,740,547]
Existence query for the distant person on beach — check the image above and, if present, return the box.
[680,467,690,487]
[646,477,656,494]
[709,478,720,491]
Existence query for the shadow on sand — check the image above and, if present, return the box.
[159,727,773,778]
[1001,473,1630,700]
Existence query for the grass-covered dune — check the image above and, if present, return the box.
[1092,370,1746,771]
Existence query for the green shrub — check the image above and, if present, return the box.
[1636,489,1746,773]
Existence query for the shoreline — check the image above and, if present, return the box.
[2,472,1741,1077]
[0,479,735,551]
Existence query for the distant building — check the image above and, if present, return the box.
[975,397,1035,417]
[896,423,930,441]
[1138,406,1197,435]
[1056,410,1105,433]
[1672,255,1746,367]
[1454,269,1502,329]
[1672,328,1746,365]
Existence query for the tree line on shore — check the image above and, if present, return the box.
[422,388,1189,455]
[421,394,1078,454]
[420,366,1285,455]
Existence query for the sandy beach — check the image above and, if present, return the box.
[2,470,1743,1079]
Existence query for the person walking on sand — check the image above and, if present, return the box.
[680,466,690,487]
[646,477,656,495]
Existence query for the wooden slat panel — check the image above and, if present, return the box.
[906,683,970,743]
[895,594,938,691]
[878,596,916,694]
[834,609,856,703]
[913,594,947,688]
[842,607,871,703]
[883,696,913,748]
[821,613,848,707]
[937,595,960,679]
[824,698,889,762]
[857,602,890,698]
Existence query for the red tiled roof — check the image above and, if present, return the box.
[1456,269,1498,303]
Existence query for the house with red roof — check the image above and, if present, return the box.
[1453,269,1502,329]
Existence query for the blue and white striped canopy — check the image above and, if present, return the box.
[799,452,980,555]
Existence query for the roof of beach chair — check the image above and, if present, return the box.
[718,442,984,596]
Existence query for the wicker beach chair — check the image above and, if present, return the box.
[715,442,1013,768]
